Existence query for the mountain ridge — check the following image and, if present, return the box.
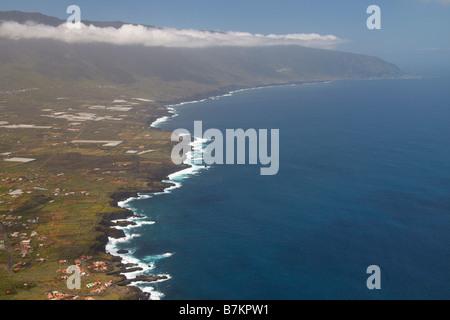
[0,10,406,96]
[0,10,156,29]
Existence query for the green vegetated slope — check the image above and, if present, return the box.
[0,11,404,93]
[0,40,404,90]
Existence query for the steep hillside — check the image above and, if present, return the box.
[0,11,405,98]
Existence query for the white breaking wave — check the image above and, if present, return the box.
[109,84,305,299]
[106,213,174,300]
[109,82,327,299]
[107,95,215,299]
[150,107,177,128]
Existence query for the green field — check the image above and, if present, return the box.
[0,85,181,300]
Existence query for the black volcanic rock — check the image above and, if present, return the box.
[116,275,168,286]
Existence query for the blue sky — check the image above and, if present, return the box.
[1,0,449,73]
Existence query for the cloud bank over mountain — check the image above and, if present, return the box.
[0,21,346,49]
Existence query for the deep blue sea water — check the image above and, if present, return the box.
[110,77,449,300]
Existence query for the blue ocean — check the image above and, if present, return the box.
[109,76,450,300]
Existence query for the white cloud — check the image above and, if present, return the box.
[0,21,347,49]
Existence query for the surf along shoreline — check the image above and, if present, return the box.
[103,80,331,299]
[103,76,412,299]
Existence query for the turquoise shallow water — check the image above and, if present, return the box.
[113,77,450,300]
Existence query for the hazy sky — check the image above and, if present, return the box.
[1,0,449,73]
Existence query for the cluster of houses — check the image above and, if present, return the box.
[7,229,47,259]
[57,258,86,277]
[0,235,6,251]
[46,290,100,300]
[53,256,113,300]
[0,168,90,201]
[0,210,40,228]
[88,282,113,295]
[0,214,23,228]
[46,291,80,301]
[1,185,92,202]
[12,261,29,272]
[51,188,91,197]
[88,260,109,273]
[86,280,113,294]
